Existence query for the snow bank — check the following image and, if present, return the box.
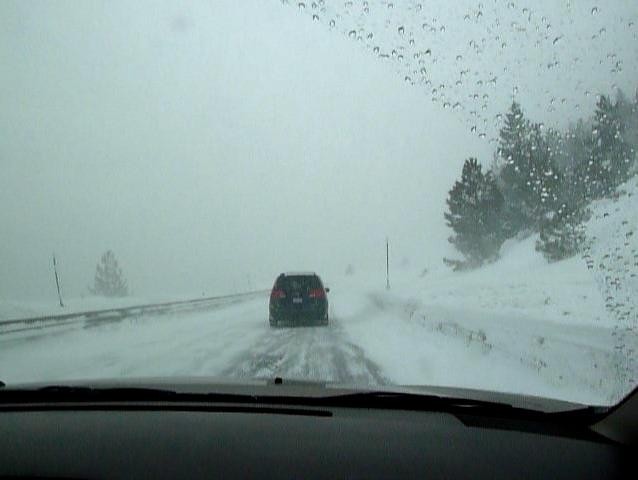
[335,178,638,405]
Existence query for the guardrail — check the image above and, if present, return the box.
[0,289,270,336]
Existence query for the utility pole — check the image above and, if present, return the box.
[386,237,390,290]
[52,253,64,307]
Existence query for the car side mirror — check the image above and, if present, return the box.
[325,287,330,293]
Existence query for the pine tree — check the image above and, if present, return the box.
[585,95,634,198]
[497,102,534,232]
[536,203,589,262]
[444,158,505,270]
[498,102,563,230]
[91,250,129,297]
[562,120,593,207]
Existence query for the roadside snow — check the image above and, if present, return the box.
[332,178,638,405]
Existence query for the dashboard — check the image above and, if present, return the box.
[0,398,634,479]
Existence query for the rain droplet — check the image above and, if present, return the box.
[471,125,477,133]
[329,19,336,27]
[591,7,599,15]
[312,14,319,21]
[348,30,357,39]
[373,46,380,54]
[298,2,306,10]
[398,26,405,35]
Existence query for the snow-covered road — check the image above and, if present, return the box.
[0,294,387,387]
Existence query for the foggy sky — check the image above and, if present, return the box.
[1,1,636,301]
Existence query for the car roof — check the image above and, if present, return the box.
[279,271,317,277]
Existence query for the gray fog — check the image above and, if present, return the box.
[1,0,636,301]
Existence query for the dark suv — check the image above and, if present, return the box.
[269,272,329,327]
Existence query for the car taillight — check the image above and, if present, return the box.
[271,289,286,299]
[308,288,324,299]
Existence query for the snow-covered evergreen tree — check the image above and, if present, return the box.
[444,158,505,270]
[498,103,563,231]
[562,120,594,207]
[585,95,635,198]
[535,204,589,262]
[91,250,129,297]
[497,102,532,233]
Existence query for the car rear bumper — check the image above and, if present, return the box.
[269,307,328,326]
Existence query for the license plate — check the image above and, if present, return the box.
[292,297,303,304]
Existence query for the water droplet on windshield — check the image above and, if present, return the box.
[298,2,306,10]
[398,26,405,35]
[591,7,599,15]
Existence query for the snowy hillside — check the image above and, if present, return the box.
[336,177,638,405]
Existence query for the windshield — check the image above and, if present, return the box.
[1,0,637,408]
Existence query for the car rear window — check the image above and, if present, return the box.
[276,275,322,292]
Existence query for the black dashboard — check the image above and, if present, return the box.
[0,394,635,479]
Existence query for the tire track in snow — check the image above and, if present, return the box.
[220,319,388,386]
